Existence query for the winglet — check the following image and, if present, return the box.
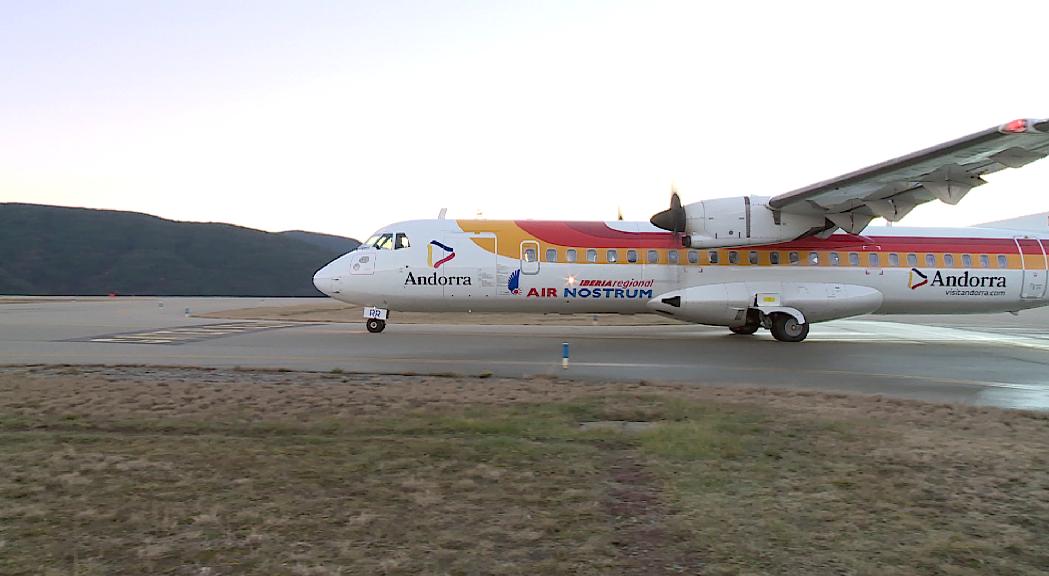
[1000,118,1049,134]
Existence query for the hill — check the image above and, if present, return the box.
[279,230,360,254]
[0,203,359,296]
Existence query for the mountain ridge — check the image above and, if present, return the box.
[0,203,359,296]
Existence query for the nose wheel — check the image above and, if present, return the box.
[366,318,386,333]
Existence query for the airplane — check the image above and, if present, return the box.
[312,118,1049,342]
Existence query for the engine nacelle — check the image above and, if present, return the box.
[646,282,884,326]
[673,196,824,248]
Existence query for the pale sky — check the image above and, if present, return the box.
[2,0,1048,240]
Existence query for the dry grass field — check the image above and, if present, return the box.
[1,365,1047,575]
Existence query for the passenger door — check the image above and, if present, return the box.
[1015,236,1048,299]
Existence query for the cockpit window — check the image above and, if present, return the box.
[395,233,411,249]
[372,233,395,250]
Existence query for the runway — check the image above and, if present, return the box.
[2,297,1049,410]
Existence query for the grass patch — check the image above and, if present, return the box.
[0,366,1046,575]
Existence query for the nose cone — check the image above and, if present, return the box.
[313,268,332,296]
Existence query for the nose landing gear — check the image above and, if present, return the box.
[363,306,389,334]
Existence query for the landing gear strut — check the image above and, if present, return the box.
[769,313,809,343]
[366,318,386,333]
[729,309,761,335]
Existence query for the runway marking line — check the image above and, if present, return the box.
[74,321,313,345]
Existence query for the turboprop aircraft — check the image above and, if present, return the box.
[313,118,1049,342]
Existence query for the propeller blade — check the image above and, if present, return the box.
[650,192,686,233]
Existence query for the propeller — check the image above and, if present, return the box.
[650,186,686,234]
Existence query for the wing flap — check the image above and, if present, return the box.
[768,119,1049,230]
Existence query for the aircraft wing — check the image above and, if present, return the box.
[768,118,1049,234]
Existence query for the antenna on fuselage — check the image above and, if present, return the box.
[617,206,624,221]
[438,208,447,220]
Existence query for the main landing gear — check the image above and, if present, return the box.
[366,318,386,333]
[769,313,809,343]
[729,309,761,336]
[728,310,810,342]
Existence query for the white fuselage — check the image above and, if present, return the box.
[312,219,1049,324]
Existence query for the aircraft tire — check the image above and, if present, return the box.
[366,319,386,333]
[729,324,759,335]
[770,314,808,342]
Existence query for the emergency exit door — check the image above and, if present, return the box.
[521,240,540,275]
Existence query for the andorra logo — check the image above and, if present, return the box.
[428,240,456,269]
[508,269,521,295]
[908,268,929,290]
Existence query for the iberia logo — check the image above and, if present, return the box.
[428,240,455,269]
[508,269,521,295]
[908,268,928,289]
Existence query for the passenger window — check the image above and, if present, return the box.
[566,249,577,263]
[728,251,739,264]
[830,252,840,266]
[586,249,597,263]
[545,248,558,263]
[848,252,860,266]
[668,250,679,265]
[925,253,936,267]
[648,250,659,264]
[944,254,955,267]
[523,248,538,263]
[789,251,800,265]
[962,254,972,268]
[808,252,819,265]
[395,233,411,249]
[688,250,699,264]
[708,250,719,264]
[907,253,917,267]
[770,251,781,265]
[607,249,618,263]
[979,254,989,268]
[888,253,900,267]
[748,251,759,265]
[627,249,638,263]
[868,253,880,267]
[997,254,1007,268]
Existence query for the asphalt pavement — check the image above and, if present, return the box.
[2,297,1048,410]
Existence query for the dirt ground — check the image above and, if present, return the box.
[1,365,1047,575]
[196,300,685,325]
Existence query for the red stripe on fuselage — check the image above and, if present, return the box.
[515,221,681,248]
[512,221,1026,254]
